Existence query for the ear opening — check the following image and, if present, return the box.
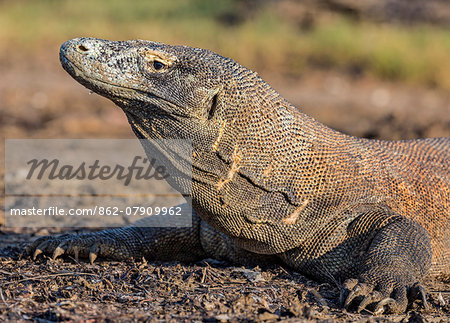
[207,93,219,120]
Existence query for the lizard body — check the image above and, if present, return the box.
[29,38,449,314]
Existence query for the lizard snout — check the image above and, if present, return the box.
[60,38,99,59]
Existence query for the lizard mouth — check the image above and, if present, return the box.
[61,55,147,101]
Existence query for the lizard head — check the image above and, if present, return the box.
[60,37,271,189]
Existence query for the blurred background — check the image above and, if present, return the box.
[1,0,449,221]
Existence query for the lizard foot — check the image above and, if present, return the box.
[26,231,139,264]
[340,277,428,314]
[339,215,432,314]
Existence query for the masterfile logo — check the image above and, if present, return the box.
[25,156,169,186]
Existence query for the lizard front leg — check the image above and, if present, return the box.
[341,215,432,314]
[280,206,432,314]
[27,203,207,263]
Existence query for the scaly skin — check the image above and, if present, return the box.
[27,38,449,314]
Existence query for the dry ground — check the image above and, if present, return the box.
[0,49,449,322]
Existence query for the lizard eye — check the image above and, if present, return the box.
[153,60,165,71]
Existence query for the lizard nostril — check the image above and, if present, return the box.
[77,45,89,52]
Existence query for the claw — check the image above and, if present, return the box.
[89,243,101,264]
[340,278,358,306]
[52,246,65,260]
[33,248,43,260]
[89,251,97,264]
[409,283,428,310]
[340,275,425,314]
[357,296,371,313]
[73,246,80,262]
[345,288,361,308]
[419,286,428,310]
[374,297,395,315]
[357,291,383,313]
[26,232,127,264]
[344,283,372,309]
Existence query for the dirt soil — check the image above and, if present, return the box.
[0,49,449,322]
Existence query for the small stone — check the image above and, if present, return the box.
[215,314,231,322]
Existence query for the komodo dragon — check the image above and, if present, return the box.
[28,38,449,314]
